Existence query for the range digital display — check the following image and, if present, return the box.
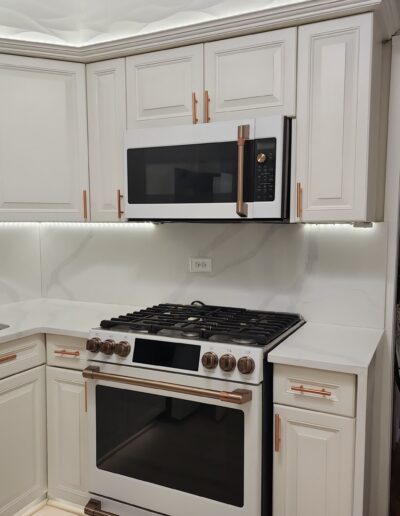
[132,338,201,371]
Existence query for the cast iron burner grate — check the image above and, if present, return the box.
[99,303,304,346]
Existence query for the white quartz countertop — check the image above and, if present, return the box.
[0,298,383,375]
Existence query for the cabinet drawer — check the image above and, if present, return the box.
[47,334,88,370]
[274,364,356,417]
[0,334,45,380]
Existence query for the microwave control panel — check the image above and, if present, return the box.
[254,138,276,202]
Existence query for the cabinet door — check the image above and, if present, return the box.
[204,29,296,121]
[0,55,89,221]
[126,45,203,128]
[273,404,355,516]
[296,14,381,222]
[87,59,126,222]
[47,366,88,505]
[0,366,46,516]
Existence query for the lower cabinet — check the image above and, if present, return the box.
[0,365,46,516]
[273,404,355,516]
[46,366,88,505]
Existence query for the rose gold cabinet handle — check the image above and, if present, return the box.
[84,381,88,412]
[54,349,80,357]
[117,189,124,219]
[236,124,250,217]
[204,90,210,123]
[291,385,332,397]
[296,182,302,219]
[85,499,118,516]
[275,414,281,452]
[192,92,198,124]
[83,366,252,405]
[83,190,88,220]
[0,353,17,364]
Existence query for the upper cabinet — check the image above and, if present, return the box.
[0,55,89,222]
[204,28,297,121]
[126,45,204,128]
[296,14,385,222]
[87,58,126,222]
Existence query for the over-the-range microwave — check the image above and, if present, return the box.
[124,116,293,221]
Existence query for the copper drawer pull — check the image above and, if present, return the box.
[236,124,250,217]
[54,349,80,357]
[296,182,302,219]
[85,499,118,516]
[291,385,332,397]
[0,353,17,364]
[204,90,210,123]
[117,189,124,219]
[83,366,252,405]
[275,413,281,452]
[192,92,198,124]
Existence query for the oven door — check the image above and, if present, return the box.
[85,363,263,516]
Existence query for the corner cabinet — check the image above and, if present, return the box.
[296,14,386,222]
[0,55,89,222]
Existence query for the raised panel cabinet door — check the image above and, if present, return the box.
[126,45,203,128]
[204,28,297,121]
[0,54,89,221]
[296,14,381,222]
[87,58,126,222]
[0,366,46,516]
[273,405,355,516]
[47,366,88,505]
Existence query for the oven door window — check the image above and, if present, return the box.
[96,385,245,507]
[127,141,253,205]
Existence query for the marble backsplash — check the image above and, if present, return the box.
[39,222,388,329]
[0,223,41,304]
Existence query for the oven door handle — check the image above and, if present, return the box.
[236,124,250,217]
[83,366,252,405]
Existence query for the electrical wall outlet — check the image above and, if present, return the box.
[189,257,212,273]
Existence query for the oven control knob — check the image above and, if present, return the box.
[219,354,236,372]
[237,356,255,375]
[201,352,218,370]
[86,337,101,353]
[115,341,131,357]
[100,339,115,355]
[256,152,267,164]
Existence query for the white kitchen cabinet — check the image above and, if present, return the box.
[296,14,385,222]
[87,58,127,221]
[126,45,204,128]
[47,366,88,505]
[0,365,46,516]
[204,28,297,121]
[0,55,89,221]
[273,404,355,516]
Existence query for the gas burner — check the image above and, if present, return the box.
[232,337,257,345]
[182,331,201,338]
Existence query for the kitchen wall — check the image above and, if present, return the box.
[40,221,388,329]
[0,223,41,304]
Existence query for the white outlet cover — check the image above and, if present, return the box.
[189,257,212,273]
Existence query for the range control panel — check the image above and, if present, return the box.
[254,138,276,202]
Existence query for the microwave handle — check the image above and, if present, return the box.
[236,124,250,217]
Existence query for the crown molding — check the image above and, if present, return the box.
[0,0,397,63]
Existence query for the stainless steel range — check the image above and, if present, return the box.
[83,303,304,516]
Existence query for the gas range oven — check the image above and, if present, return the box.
[83,303,305,516]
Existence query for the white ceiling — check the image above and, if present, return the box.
[0,0,306,46]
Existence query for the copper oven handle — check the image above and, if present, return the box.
[192,92,198,124]
[236,124,250,217]
[275,413,281,452]
[204,90,210,123]
[83,366,252,405]
[54,349,80,357]
[117,189,124,219]
[85,499,118,516]
[0,353,17,364]
[291,385,332,397]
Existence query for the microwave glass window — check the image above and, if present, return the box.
[127,141,253,204]
[96,385,245,507]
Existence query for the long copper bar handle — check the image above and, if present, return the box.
[83,190,88,220]
[54,349,80,357]
[117,189,124,219]
[291,385,332,397]
[296,182,302,219]
[236,124,250,217]
[275,413,281,452]
[83,366,252,405]
[204,90,210,123]
[0,353,17,364]
[191,92,198,124]
[84,499,118,516]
